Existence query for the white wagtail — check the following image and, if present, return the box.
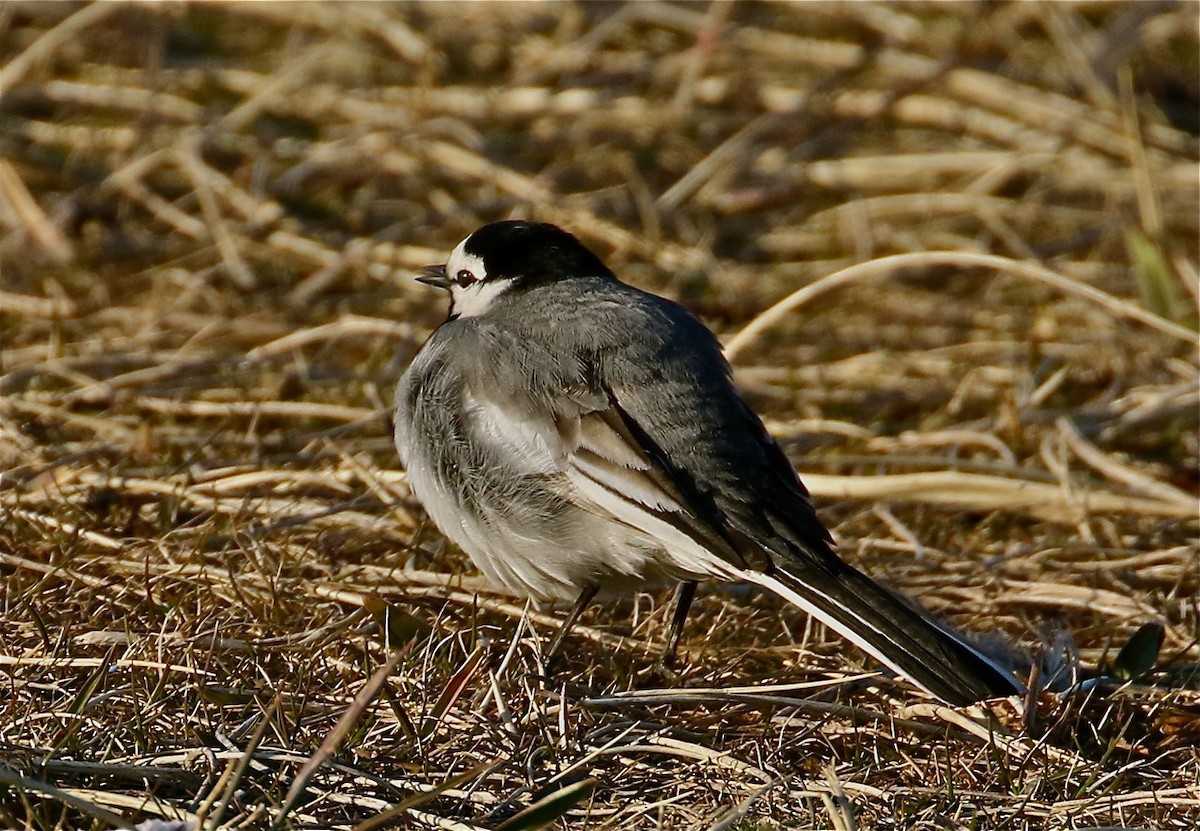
[395,220,1024,704]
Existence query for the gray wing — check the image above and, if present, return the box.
[467,278,837,576]
[591,286,838,573]
[443,310,748,575]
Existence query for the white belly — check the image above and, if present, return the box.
[405,451,696,601]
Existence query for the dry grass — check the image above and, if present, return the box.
[1,2,1198,829]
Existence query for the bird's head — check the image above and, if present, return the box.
[416,221,612,318]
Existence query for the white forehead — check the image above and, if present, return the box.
[446,237,487,281]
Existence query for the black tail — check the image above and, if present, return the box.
[747,562,1024,705]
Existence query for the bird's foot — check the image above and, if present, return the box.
[638,655,683,685]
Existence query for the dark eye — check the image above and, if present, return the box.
[455,269,475,287]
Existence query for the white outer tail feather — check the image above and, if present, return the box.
[739,567,1024,702]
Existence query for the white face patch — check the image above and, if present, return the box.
[445,237,510,318]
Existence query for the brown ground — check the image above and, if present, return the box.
[1,3,1197,829]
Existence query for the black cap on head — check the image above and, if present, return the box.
[464,221,613,285]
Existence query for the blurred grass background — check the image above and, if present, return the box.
[1,2,1198,829]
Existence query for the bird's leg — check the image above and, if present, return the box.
[542,584,598,669]
[659,580,697,669]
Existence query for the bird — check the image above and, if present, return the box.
[394,220,1025,705]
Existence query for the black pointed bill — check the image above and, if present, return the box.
[416,264,452,289]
